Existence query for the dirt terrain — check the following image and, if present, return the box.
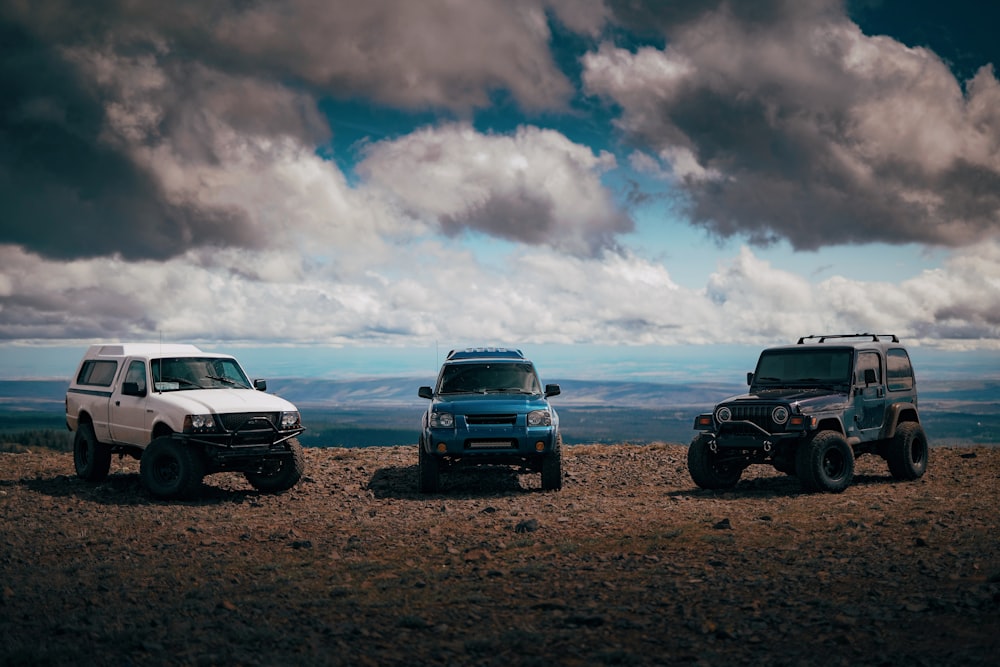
[1,444,998,666]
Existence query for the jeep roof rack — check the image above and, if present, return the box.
[797,333,900,344]
[446,347,525,360]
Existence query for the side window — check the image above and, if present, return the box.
[77,360,118,386]
[123,360,147,394]
[886,349,914,391]
[855,351,881,385]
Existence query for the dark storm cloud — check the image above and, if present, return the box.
[0,12,308,260]
[1,0,584,262]
[592,0,1000,250]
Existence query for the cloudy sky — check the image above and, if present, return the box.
[2,0,999,378]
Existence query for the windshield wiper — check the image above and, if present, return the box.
[159,376,202,388]
[204,374,246,387]
[484,388,535,394]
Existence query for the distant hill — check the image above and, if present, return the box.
[2,377,998,447]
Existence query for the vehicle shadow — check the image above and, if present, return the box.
[670,471,904,499]
[368,464,542,499]
[21,471,264,506]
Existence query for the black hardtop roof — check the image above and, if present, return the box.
[445,347,526,361]
[762,333,906,356]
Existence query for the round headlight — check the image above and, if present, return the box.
[716,406,732,422]
[772,406,789,425]
[432,412,454,428]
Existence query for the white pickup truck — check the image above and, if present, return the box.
[65,344,305,499]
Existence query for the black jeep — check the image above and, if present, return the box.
[690,334,928,493]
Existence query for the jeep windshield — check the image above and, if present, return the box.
[151,357,253,391]
[753,349,852,389]
[437,362,541,395]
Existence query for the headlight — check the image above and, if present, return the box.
[716,406,732,422]
[772,406,789,425]
[430,412,454,428]
[527,409,552,427]
[186,414,216,431]
[280,411,301,430]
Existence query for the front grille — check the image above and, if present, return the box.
[465,414,517,426]
[219,412,279,432]
[729,405,778,433]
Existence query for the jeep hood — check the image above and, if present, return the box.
[151,388,297,414]
[433,393,550,414]
[723,387,850,413]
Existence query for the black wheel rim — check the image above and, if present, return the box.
[152,455,180,485]
[823,447,845,479]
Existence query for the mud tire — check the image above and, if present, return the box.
[687,434,743,489]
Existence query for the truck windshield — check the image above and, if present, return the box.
[437,362,541,395]
[151,357,253,391]
[753,349,852,387]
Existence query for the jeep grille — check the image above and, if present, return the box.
[219,412,280,432]
[728,405,780,433]
[465,414,517,426]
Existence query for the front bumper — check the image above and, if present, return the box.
[694,414,805,451]
[185,415,305,455]
[423,424,558,458]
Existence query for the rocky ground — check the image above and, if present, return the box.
[1,444,998,666]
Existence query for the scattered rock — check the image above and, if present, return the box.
[0,444,997,667]
[515,518,539,533]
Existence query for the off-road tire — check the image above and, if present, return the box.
[73,422,112,482]
[140,436,205,500]
[796,430,854,493]
[687,434,743,489]
[541,435,563,491]
[418,441,440,494]
[244,438,305,493]
[886,422,929,480]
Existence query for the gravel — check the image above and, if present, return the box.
[1,443,998,666]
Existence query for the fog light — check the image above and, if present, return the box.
[535,441,545,452]
[436,443,446,453]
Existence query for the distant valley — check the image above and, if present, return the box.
[2,377,997,449]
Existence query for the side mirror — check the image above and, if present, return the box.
[418,386,433,399]
[121,382,146,397]
[863,368,877,385]
[254,379,267,391]
[747,372,754,386]
[544,384,561,398]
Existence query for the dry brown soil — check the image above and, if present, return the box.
[1,444,998,666]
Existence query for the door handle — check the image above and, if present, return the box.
[115,400,121,406]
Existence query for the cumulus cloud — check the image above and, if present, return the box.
[0,0,597,262]
[357,124,631,255]
[5,237,999,349]
[589,0,1000,250]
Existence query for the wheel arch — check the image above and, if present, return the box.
[880,403,921,440]
[815,417,845,435]
[151,421,175,441]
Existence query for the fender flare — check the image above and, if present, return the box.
[880,402,920,440]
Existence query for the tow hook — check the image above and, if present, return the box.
[709,439,718,453]
[763,441,773,452]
